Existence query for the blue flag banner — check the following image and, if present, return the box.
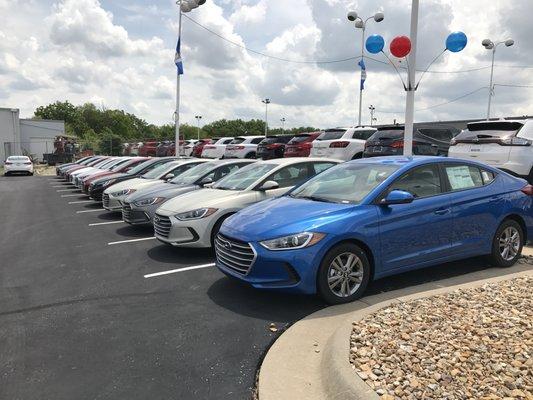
[358,59,366,90]
[175,38,184,75]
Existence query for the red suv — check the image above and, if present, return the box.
[138,141,159,157]
[284,132,321,157]
[192,139,213,158]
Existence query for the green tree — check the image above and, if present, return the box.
[98,128,123,156]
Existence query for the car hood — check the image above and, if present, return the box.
[220,196,362,242]
[92,172,128,185]
[157,188,241,213]
[104,177,159,194]
[126,182,199,203]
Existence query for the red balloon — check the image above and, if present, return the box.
[390,36,411,58]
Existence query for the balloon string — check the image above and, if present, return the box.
[415,49,447,90]
[380,50,407,90]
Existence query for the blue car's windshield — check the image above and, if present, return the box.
[290,163,399,204]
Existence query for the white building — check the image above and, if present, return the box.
[0,107,65,165]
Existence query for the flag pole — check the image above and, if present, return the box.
[175,6,183,157]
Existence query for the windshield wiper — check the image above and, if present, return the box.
[294,195,333,203]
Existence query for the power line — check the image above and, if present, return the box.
[494,83,533,88]
[376,86,488,114]
[182,14,533,74]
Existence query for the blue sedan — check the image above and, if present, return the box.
[215,157,533,304]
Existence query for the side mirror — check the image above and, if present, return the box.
[200,176,213,186]
[164,173,175,181]
[380,190,414,205]
[258,180,279,191]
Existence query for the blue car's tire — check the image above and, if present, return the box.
[317,243,371,305]
[490,219,524,268]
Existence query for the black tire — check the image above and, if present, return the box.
[210,214,234,248]
[4,172,9,176]
[351,152,363,160]
[489,219,524,268]
[528,168,533,184]
[245,152,256,159]
[317,243,371,305]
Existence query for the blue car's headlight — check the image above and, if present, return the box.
[175,208,218,221]
[133,197,166,207]
[260,232,326,251]
[111,189,136,197]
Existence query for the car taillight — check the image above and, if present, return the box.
[500,137,532,146]
[391,140,419,148]
[521,185,533,196]
[233,146,245,150]
[5,161,12,165]
[266,144,282,149]
[329,141,350,148]
[204,146,215,150]
[24,162,32,165]
[449,137,457,146]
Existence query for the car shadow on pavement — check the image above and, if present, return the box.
[96,212,122,221]
[146,244,214,265]
[115,224,154,238]
[81,202,103,209]
[206,256,492,321]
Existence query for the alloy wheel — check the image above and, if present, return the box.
[327,252,363,297]
[498,226,520,261]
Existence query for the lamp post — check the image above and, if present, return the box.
[280,117,286,132]
[262,98,271,136]
[347,10,384,127]
[482,38,514,120]
[403,0,419,156]
[368,105,376,126]
[174,0,207,156]
[195,115,202,140]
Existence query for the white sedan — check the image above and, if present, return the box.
[4,156,34,176]
[153,157,340,248]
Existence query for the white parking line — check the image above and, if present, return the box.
[89,220,124,226]
[52,185,70,188]
[57,189,80,192]
[61,194,87,197]
[144,263,216,278]
[108,237,156,246]
[68,200,94,204]
[76,209,105,214]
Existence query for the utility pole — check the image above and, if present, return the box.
[368,105,376,126]
[195,115,202,140]
[280,117,286,133]
[262,98,271,136]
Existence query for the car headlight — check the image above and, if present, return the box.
[175,208,218,221]
[260,232,326,251]
[111,189,136,197]
[133,197,166,207]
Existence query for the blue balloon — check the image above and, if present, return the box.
[446,31,467,52]
[366,34,385,54]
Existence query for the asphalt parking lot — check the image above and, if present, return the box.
[1,174,526,400]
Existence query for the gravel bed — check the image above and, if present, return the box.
[350,270,532,399]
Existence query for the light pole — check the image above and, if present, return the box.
[262,98,271,136]
[403,0,418,156]
[280,117,286,132]
[174,0,207,156]
[195,115,202,140]
[347,10,384,127]
[482,38,514,120]
[368,105,376,126]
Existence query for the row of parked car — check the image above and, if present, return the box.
[56,138,532,303]
[120,119,533,183]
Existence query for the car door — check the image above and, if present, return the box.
[377,163,453,271]
[441,163,502,255]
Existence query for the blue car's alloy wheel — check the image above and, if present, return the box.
[491,219,523,268]
[317,243,371,305]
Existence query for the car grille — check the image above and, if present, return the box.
[154,214,172,238]
[215,234,256,275]
[122,202,133,221]
[102,193,110,208]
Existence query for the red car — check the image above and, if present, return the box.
[192,139,213,158]
[138,141,159,157]
[82,157,148,193]
[284,132,322,157]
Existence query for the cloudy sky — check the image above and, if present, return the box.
[0,0,532,129]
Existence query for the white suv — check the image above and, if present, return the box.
[201,137,234,159]
[310,127,376,161]
[179,140,198,156]
[224,136,265,159]
[449,119,533,183]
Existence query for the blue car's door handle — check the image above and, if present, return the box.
[434,208,451,215]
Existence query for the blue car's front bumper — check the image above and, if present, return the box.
[216,240,325,295]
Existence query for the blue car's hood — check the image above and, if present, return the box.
[221,196,364,242]
[126,182,199,202]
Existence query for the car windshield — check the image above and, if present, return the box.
[110,159,131,171]
[316,130,344,141]
[7,156,29,161]
[289,163,400,204]
[455,122,523,140]
[230,137,246,144]
[141,162,179,179]
[169,162,217,185]
[127,159,157,175]
[288,134,312,144]
[213,163,277,191]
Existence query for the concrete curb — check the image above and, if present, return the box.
[258,256,533,400]
[320,268,533,400]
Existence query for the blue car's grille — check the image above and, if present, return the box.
[215,234,255,275]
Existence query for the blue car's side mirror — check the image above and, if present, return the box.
[380,190,415,205]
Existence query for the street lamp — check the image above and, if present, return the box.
[368,105,376,126]
[347,10,384,127]
[482,38,514,120]
[262,98,271,136]
[174,0,207,156]
[195,115,202,140]
[280,117,286,132]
